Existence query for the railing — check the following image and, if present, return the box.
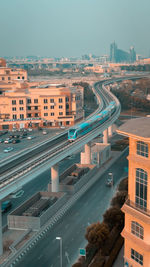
[125,198,150,217]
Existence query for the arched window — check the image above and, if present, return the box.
[135,168,147,209]
[137,141,148,158]
[131,221,144,239]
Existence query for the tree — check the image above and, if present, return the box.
[118,177,128,192]
[85,222,109,249]
[103,207,124,230]
[111,191,127,208]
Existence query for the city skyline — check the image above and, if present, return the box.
[0,0,150,57]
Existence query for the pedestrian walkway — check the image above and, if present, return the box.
[113,244,124,267]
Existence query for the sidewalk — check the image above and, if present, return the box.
[113,245,124,267]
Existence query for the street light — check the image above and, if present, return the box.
[56,237,62,267]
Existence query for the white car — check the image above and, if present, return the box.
[4,147,14,153]
[27,136,35,140]
[42,131,47,135]
[4,138,12,144]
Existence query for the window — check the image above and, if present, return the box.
[27,113,31,118]
[131,221,144,239]
[135,168,147,210]
[131,249,143,265]
[66,97,69,102]
[50,106,54,109]
[6,70,10,75]
[12,107,16,111]
[20,107,24,111]
[50,99,54,103]
[137,141,148,158]
[66,103,69,109]
[59,105,63,109]
[27,99,31,104]
[44,99,48,103]
[27,106,31,110]
[12,100,16,105]
[34,99,38,103]
[20,114,24,119]
[19,100,24,105]
[2,77,5,81]
[59,98,63,103]
[44,113,48,116]
[22,76,24,80]
[35,113,38,117]
[50,113,54,116]
[59,112,63,115]
[34,106,38,110]
[8,77,11,81]
[18,76,20,79]
[44,106,48,110]
[13,114,17,119]
[66,121,70,125]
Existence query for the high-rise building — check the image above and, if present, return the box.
[110,42,136,63]
[117,117,150,267]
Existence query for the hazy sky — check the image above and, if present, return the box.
[0,0,150,57]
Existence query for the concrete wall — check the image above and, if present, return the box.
[8,191,66,231]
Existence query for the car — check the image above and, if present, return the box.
[0,138,4,143]
[27,136,35,140]
[106,173,113,186]
[42,130,47,135]
[2,200,12,213]
[28,128,33,132]
[4,138,12,144]
[4,147,14,153]
[14,134,20,139]
[12,139,20,144]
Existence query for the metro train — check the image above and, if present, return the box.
[68,101,116,142]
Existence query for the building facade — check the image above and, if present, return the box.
[0,67,27,83]
[117,118,150,267]
[0,84,84,130]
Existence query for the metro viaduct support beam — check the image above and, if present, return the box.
[103,129,108,144]
[84,142,91,164]
[51,164,59,192]
[108,125,113,137]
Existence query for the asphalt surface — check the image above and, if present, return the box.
[14,149,128,267]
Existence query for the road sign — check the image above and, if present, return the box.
[79,248,86,256]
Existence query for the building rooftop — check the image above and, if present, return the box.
[117,117,150,141]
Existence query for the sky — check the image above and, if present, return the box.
[0,0,150,57]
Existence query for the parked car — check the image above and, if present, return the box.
[27,136,35,140]
[4,138,12,144]
[42,130,47,135]
[12,139,20,144]
[0,138,4,143]
[9,134,15,139]
[14,134,20,139]
[28,128,33,132]
[2,200,12,213]
[4,147,14,153]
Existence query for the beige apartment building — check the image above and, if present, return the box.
[0,84,84,130]
[0,66,27,83]
[117,118,150,267]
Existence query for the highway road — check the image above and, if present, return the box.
[15,149,128,267]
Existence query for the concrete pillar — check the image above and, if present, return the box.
[108,126,112,137]
[51,164,59,192]
[0,202,3,256]
[84,142,91,164]
[103,129,108,144]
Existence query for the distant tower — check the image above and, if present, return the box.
[110,41,117,62]
[130,46,136,63]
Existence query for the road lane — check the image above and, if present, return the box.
[15,149,128,267]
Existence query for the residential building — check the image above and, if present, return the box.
[0,84,84,130]
[117,117,150,267]
[0,66,27,83]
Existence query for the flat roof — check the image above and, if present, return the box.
[116,117,150,141]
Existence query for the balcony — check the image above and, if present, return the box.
[122,198,150,224]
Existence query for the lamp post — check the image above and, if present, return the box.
[56,237,62,267]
